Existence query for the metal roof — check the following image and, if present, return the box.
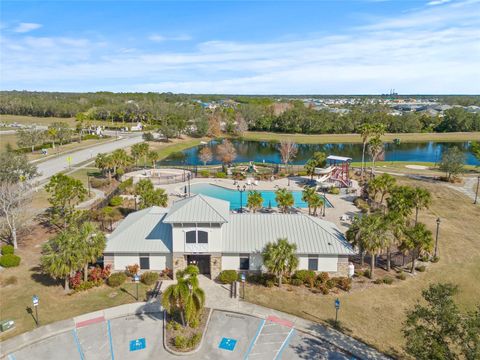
[104,206,172,253]
[163,194,229,224]
[222,214,355,255]
[327,155,352,162]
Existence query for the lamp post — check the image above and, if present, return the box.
[434,217,441,258]
[87,173,91,197]
[322,187,326,217]
[187,172,191,197]
[134,274,140,301]
[32,295,39,326]
[237,184,246,213]
[334,298,340,328]
[474,175,479,205]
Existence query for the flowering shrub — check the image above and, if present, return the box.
[69,271,83,289]
[89,265,111,282]
[126,264,140,277]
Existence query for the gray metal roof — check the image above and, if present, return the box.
[104,206,172,253]
[222,214,355,255]
[163,194,229,224]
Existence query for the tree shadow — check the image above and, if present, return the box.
[120,287,140,301]
[25,306,38,326]
[30,266,60,287]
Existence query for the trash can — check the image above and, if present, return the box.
[0,320,15,332]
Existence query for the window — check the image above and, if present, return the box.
[185,230,209,244]
[140,257,150,270]
[198,231,208,244]
[239,256,250,270]
[186,231,196,244]
[308,258,318,271]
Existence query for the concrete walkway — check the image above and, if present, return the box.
[447,176,479,203]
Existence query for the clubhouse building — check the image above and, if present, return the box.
[104,194,355,278]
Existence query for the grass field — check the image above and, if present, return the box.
[241,131,480,144]
[245,177,480,358]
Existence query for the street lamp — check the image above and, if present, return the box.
[434,217,441,258]
[134,274,140,301]
[474,175,480,205]
[32,295,39,326]
[237,184,246,213]
[334,298,340,328]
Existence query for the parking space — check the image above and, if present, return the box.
[76,319,110,360]
[281,332,354,360]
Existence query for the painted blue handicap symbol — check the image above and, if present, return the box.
[129,338,146,351]
[219,337,237,351]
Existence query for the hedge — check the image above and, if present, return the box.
[107,272,127,287]
[217,270,238,284]
[1,245,14,255]
[141,271,159,285]
[0,254,21,268]
[293,270,315,283]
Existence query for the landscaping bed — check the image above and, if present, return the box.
[164,308,210,352]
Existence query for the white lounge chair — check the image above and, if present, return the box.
[254,180,259,186]
[246,178,252,186]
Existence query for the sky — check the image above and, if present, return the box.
[0,0,479,94]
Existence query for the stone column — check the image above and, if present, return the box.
[210,254,222,280]
[334,256,349,277]
[172,253,186,279]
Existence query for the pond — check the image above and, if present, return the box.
[160,139,480,166]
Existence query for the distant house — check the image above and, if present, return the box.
[104,195,355,278]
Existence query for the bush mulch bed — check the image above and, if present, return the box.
[164,308,210,353]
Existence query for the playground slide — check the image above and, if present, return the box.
[317,173,331,183]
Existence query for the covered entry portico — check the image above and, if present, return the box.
[186,254,211,276]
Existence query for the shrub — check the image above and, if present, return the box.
[297,171,308,176]
[215,172,227,178]
[325,279,336,290]
[305,273,315,288]
[363,269,371,278]
[143,132,154,141]
[373,278,383,284]
[415,265,426,272]
[141,271,159,285]
[265,280,274,288]
[199,169,210,178]
[396,273,407,280]
[174,335,187,349]
[293,270,315,283]
[0,254,21,267]
[69,271,83,289]
[116,168,125,177]
[336,277,352,291]
[290,278,303,286]
[420,254,430,262]
[119,178,134,193]
[329,187,340,195]
[75,280,100,292]
[189,317,200,329]
[247,274,263,284]
[217,270,238,284]
[109,196,123,207]
[353,198,370,213]
[319,285,330,295]
[1,245,14,255]
[188,333,202,348]
[173,321,182,331]
[88,265,111,282]
[431,256,440,263]
[90,178,109,188]
[107,272,127,287]
[317,272,329,283]
[125,264,140,277]
[382,277,394,285]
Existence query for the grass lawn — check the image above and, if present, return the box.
[0,223,154,341]
[352,161,479,176]
[245,177,480,358]
[241,131,480,144]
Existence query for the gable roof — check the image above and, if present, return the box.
[104,206,172,253]
[163,194,229,224]
[222,213,355,255]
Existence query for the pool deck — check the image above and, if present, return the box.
[159,176,360,232]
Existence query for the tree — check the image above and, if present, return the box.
[48,122,72,147]
[247,191,263,213]
[45,174,87,228]
[387,185,415,218]
[439,147,465,181]
[147,151,160,169]
[76,222,106,282]
[41,229,84,292]
[310,193,324,216]
[161,265,205,327]
[358,123,373,176]
[411,187,432,224]
[403,283,463,360]
[279,140,297,174]
[134,179,168,209]
[304,152,327,179]
[16,127,45,152]
[403,222,434,274]
[302,186,317,215]
[262,238,299,287]
[471,141,480,162]
[131,143,149,167]
[93,206,122,231]
[198,147,213,166]
[95,153,113,182]
[235,113,248,135]
[376,173,396,204]
[368,137,384,176]
[275,187,294,213]
[216,140,237,170]
[0,151,38,183]
[111,149,132,177]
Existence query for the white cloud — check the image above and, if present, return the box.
[148,34,191,42]
[13,22,42,33]
[427,0,452,5]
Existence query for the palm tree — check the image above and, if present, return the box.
[41,229,84,292]
[403,223,434,274]
[161,265,205,327]
[368,137,384,176]
[411,187,432,224]
[275,187,294,213]
[387,185,415,218]
[384,212,406,271]
[262,238,299,287]
[77,222,106,282]
[377,173,396,204]
[95,153,112,181]
[247,191,263,213]
[147,150,160,169]
[131,143,147,167]
[358,123,373,176]
[310,193,324,216]
[302,186,317,215]
[111,149,132,177]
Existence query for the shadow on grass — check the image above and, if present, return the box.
[120,287,140,301]
[30,266,60,287]
[25,306,38,326]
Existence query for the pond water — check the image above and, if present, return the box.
[189,183,333,210]
[160,139,480,166]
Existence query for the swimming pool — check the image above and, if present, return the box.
[189,183,333,210]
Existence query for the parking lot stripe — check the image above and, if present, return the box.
[244,319,266,360]
[72,329,85,360]
[107,320,115,360]
[274,328,295,360]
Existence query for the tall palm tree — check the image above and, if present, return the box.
[262,238,299,287]
[387,186,415,218]
[275,187,294,213]
[302,186,317,215]
[384,212,406,271]
[377,173,396,204]
[77,222,106,282]
[411,187,432,224]
[368,137,384,176]
[247,191,263,213]
[147,150,160,169]
[358,123,373,176]
[111,149,132,177]
[310,193,324,216]
[403,223,434,274]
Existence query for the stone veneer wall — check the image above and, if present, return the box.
[172,253,186,279]
[330,256,349,277]
[210,254,222,280]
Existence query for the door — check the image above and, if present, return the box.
[187,255,211,275]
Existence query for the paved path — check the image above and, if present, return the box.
[33,133,143,184]
[447,176,479,203]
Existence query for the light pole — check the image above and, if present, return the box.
[237,184,246,213]
[322,187,326,217]
[334,298,340,328]
[134,274,140,301]
[187,172,191,197]
[32,295,39,326]
[474,175,479,205]
[87,173,91,197]
[434,217,441,258]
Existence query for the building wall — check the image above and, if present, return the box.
[171,224,223,253]
[112,253,170,271]
[222,255,239,270]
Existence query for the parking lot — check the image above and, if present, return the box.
[7,310,353,360]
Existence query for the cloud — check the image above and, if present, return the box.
[427,0,452,5]
[13,22,42,33]
[148,34,191,42]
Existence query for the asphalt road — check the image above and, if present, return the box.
[34,133,143,183]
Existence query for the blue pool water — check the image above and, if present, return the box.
[189,183,332,210]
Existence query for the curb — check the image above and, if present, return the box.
[162,308,213,356]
